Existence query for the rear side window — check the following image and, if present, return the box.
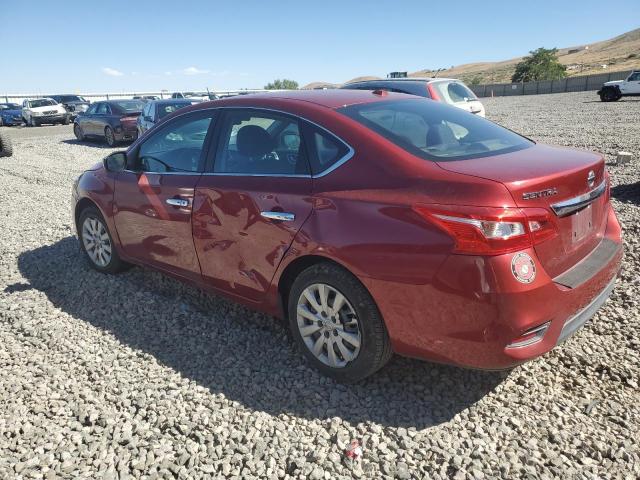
[307,129,350,175]
[339,99,531,161]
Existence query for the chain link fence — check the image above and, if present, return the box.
[469,70,633,97]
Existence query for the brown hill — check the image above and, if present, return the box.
[410,28,640,84]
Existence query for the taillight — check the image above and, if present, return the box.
[413,205,557,255]
[120,116,137,123]
[427,83,440,101]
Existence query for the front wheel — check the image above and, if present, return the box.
[74,124,85,141]
[78,206,128,273]
[104,126,116,147]
[29,117,38,127]
[599,88,621,102]
[62,116,70,125]
[288,263,392,382]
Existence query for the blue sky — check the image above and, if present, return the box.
[1,1,638,93]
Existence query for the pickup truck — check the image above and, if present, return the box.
[598,71,640,102]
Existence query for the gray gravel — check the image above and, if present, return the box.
[1,92,639,479]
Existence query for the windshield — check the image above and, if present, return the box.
[57,95,85,103]
[0,103,20,110]
[339,99,532,161]
[29,99,57,108]
[112,100,145,113]
[157,102,192,119]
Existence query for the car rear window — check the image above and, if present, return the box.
[111,100,145,114]
[338,99,532,161]
[431,81,478,103]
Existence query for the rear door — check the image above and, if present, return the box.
[192,108,313,301]
[113,110,216,280]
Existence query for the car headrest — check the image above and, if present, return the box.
[236,125,274,158]
[426,123,457,147]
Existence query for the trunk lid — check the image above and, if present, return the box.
[436,144,608,277]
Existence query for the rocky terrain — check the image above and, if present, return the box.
[0,91,638,479]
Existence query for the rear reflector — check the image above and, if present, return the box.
[506,322,550,348]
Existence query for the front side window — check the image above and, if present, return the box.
[339,99,532,161]
[137,113,214,173]
[214,110,309,176]
[628,72,640,81]
[86,103,98,114]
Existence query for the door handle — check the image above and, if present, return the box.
[260,211,295,222]
[166,198,190,208]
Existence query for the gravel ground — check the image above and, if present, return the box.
[0,92,639,479]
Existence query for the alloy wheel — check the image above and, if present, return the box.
[296,283,362,368]
[81,216,112,267]
[105,128,115,146]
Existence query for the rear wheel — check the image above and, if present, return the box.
[104,126,116,147]
[62,116,70,125]
[288,263,392,382]
[78,206,128,273]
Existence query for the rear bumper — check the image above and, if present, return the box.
[367,204,623,369]
[114,125,137,142]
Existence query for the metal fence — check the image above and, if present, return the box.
[469,70,632,98]
[2,89,271,104]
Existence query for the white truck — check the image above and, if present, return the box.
[597,70,640,102]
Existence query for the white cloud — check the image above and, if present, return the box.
[102,67,124,77]
[164,71,173,76]
[182,66,209,75]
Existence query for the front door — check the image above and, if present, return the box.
[113,110,216,280]
[621,72,640,94]
[192,109,313,301]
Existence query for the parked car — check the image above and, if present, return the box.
[49,95,91,120]
[22,98,69,126]
[137,98,200,135]
[342,78,486,116]
[0,103,23,126]
[171,91,219,101]
[597,70,640,101]
[72,90,622,382]
[73,100,145,146]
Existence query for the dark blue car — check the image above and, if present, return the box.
[0,103,23,126]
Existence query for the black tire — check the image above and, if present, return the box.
[599,87,621,102]
[62,116,70,125]
[104,126,117,147]
[74,124,85,141]
[0,131,13,157]
[77,205,129,274]
[287,262,392,382]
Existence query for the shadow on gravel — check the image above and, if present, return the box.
[61,139,125,149]
[611,182,640,206]
[15,237,506,428]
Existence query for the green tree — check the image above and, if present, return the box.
[469,75,483,85]
[264,79,299,90]
[511,48,567,83]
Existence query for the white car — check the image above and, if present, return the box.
[341,78,486,117]
[22,98,70,127]
[598,70,640,102]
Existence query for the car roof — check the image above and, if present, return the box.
[344,77,460,85]
[151,98,194,104]
[207,89,414,109]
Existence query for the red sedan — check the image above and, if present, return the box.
[71,90,623,382]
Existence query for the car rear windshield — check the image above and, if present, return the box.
[338,99,532,161]
[112,100,145,113]
[431,81,478,103]
[157,102,191,119]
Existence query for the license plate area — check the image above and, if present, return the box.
[571,204,593,244]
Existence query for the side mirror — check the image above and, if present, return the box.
[104,152,127,172]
